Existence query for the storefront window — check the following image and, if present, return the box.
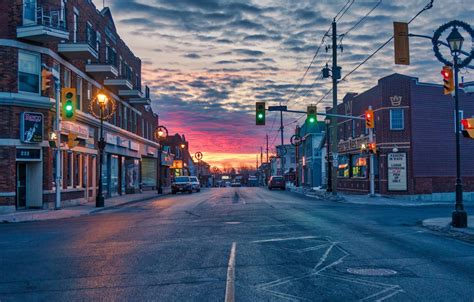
[110,155,119,196]
[351,154,367,178]
[142,158,157,187]
[125,158,140,193]
[74,153,81,187]
[101,154,108,195]
[338,155,350,178]
[66,151,73,188]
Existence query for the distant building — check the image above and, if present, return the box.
[328,73,474,200]
[296,120,326,188]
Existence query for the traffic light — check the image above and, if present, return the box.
[256,102,265,125]
[461,118,474,138]
[41,69,53,91]
[307,105,317,124]
[365,109,374,129]
[62,88,77,122]
[441,66,454,95]
[368,142,377,154]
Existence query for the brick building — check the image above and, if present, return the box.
[329,73,474,200]
[0,0,161,212]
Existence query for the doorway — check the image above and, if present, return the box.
[17,163,27,208]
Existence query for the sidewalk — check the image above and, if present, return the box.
[0,190,164,224]
[288,185,464,207]
[422,216,474,242]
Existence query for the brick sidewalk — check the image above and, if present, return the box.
[0,190,165,223]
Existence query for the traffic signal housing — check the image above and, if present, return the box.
[365,109,374,129]
[256,102,265,125]
[62,88,77,122]
[368,142,377,154]
[307,105,317,124]
[461,118,474,138]
[441,66,454,95]
[41,69,53,91]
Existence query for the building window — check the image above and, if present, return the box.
[142,118,145,137]
[351,154,367,178]
[118,105,122,128]
[86,23,96,48]
[96,31,101,53]
[87,82,92,101]
[76,77,82,110]
[18,51,40,94]
[352,119,356,138]
[63,69,71,88]
[52,62,60,100]
[123,106,128,131]
[23,0,36,25]
[73,12,78,43]
[390,109,404,130]
[338,155,350,178]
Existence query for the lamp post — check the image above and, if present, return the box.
[447,26,467,228]
[432,20,473,228]
[89,91,116,207]
[180,143,186,176]
[154,125,168,194]
[325,117,332,192]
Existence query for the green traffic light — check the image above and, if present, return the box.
[66,104,73,111]
[258,113,264,119]
[309,117,315,123]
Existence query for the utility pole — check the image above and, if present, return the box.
[368,106,375,197]
[280,104,284,176]
[260,146,263,167]
[330,18,339,195]
[266,134,269,163]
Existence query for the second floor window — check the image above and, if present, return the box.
[18,51,40,94]
[76,77,82,110]
[390,109,404,130]
[86,23,96,48]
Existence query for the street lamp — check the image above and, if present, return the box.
[154,125,168,194]
[325,117,332,192]
[447,26,467,227]
[89,91,116,207]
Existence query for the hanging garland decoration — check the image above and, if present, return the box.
[432,20,474,68]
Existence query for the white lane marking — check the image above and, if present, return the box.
[225,242,237,302]
[251,236,319,243]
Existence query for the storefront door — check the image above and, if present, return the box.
[16,163,27,208]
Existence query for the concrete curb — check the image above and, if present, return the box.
[422,217,474,243]
[90,194,166,213]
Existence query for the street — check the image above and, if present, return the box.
[1,188,474,301]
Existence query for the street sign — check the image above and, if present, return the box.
[268,106,288,112]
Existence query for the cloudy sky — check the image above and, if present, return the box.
[100,0,473,168]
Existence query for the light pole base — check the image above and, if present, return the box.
[96,195,105,208]
[452,210,468,228]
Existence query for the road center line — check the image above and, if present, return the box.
[225,242,237,302]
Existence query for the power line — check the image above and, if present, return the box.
[340,0,383,42]
[336,0,356,22]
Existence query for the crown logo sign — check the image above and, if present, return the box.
[390,95,402,106]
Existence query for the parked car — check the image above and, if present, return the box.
[231,181,242,187]
[248,176,258,187]
[189,176,201,192]
[268,176,285,190]
[171,176,193,194]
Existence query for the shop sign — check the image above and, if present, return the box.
[118,137,129,148]
[338,136,369,153]
[16,148,41,160]
[147,146,156,155]
[105,133,116,145]
[162,152,174,166]
[20,112,43,143]
[62,121,89,139]
[130,141,139,151]
[388,153,407,191]
[85,138,95,149]
[171,160,183,169]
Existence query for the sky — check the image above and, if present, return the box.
[99,0,473,168]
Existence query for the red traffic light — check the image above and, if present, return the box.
[441,70,450,79]
[461,119,474,129]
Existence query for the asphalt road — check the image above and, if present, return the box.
[1,187,474,301]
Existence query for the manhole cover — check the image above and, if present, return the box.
[225,221,241,224]
[347,268,397,276]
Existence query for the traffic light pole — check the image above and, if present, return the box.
[55,79,61,210]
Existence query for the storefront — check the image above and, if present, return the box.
[141,146,158,190]
[103,132,141,197]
